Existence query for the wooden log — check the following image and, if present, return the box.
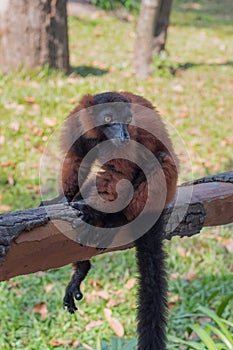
[0,172,232,281]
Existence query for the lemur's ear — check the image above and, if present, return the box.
[80,94,95,108]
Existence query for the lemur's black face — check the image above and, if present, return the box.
[95,104,132,146]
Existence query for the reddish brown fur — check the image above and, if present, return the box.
[61,92,179,350]
[60,92,178,220]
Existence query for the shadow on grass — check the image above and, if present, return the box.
[178,60,233,71]
[71,65,108,77]
[154,60,233,77]
[172,0,233,28]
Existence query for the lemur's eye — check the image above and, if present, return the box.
[104,115,112,123]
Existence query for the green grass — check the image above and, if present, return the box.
[0,0,233,348]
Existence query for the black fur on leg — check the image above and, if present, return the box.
[135,216,167,350]
[63,260,91,314]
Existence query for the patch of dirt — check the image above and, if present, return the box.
[67,0,99,17]
[67,0,134,21]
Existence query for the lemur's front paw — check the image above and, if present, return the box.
[70,200,100,226]
[70,200,103,246]
[63,282,83,314]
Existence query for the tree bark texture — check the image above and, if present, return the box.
[133,0,162,78]
[0,172,232,281]
[0,0,69,73]
[153,0,173,54]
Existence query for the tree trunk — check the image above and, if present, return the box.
[0,0,69,73]
[133,0,162,78]
[153,0,173,54]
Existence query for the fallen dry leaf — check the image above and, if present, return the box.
[172,84,184,92]
[221,137,233,146]
[168,294,180,309]
[0,205,12,212]
[121,71,132,78]
[33,302,50,319]
[86,320,103,331]
[49,339,73,346]
[109,67,117,73]
[24,96,36,104]
[170,272,180,279]
[220,238,231,245]
[1,161,16,168]
[107,299,118,307]
[94,29,103,37]
[88,278,103,288]
[72,340,80,347]
[187,128,199,136]
[43,117,57,127]
[10,121,20,132]
[224,242,233,254]
[127,14,134,22]
[104,308,112,318]
[69,97,80,104]
[104,308,124,337]
[81,342,95,350]
[190,3,202,9]
[31,104,40,111]
[108,317,124,337]
[86,292,96,303]
[86,290,109,303]
[37,271,46,277]
[181,269,197,282]
[26,121,35,129]
[15,81,40,88]
[44,283,53,293]
[198,317,211,323]
[4,102,25,112]
[78,309,85,316]
[0,135,5,145]
[7,175,14,186]
[125,278,136,290]
[90,10,106,19]
[96,290,109,299]
[115,289,124,295]
[67,77,79,85]
[32,127,43,137]
[177,245,187,257]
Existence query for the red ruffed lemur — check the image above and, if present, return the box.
[58,92,178,350]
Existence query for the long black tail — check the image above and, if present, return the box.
[135,217,167,350]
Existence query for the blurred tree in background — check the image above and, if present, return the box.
[0,0,173,77]
[0,0,69,73]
